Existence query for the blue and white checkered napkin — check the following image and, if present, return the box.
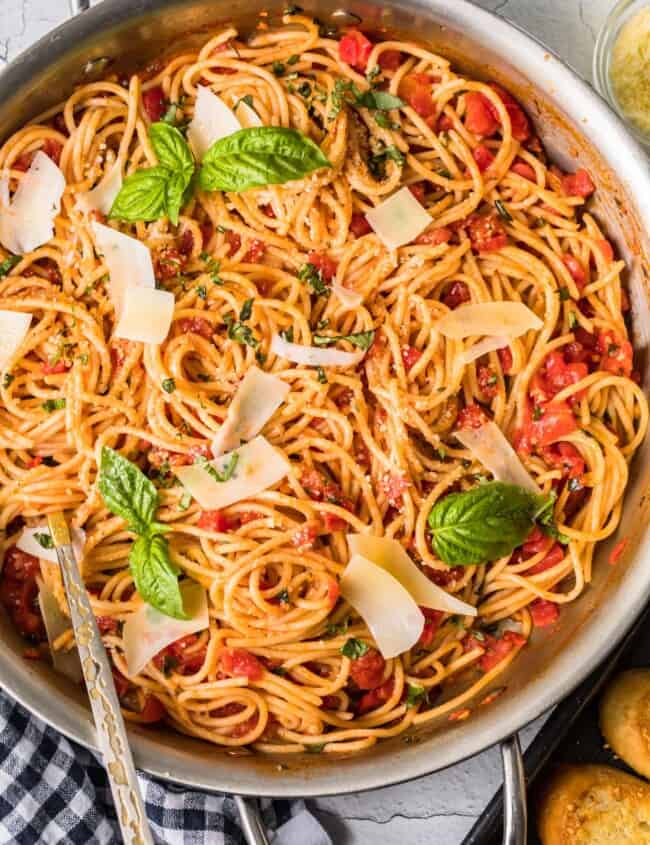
[0,689,331,845]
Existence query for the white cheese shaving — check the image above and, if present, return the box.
[115,285,175,344]
[188,86,242,160]
[0,151,65,254]
[332,282,363,309]
[347,534,477,617]
[91,221,155,315]
[176,435,290,510]
[455,420,540,493]
[436,302,543,340]
[340,553,424,659]
[17,525,86,564]
[0,310,32,372]
[270,333,366,368]
[461,335,510,365]
[123,580,208,676]
[76,161,123,216]
[212,366,290,457]
[365,187,431,250]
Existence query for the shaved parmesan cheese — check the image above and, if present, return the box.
[212,366,290,457]
[436,302,542,340]
[332,282,363,309]
[91,221,155,315]
[365,187,431,250]
[340,554,424,658]
[455,420,540,493]
[37,578,82,682]
[347,534,477,617]
[188,86,242,160]
[271,333,366,368]
[123,580,208,676]
[115,285,175,344]
[77,162,123,216]
[235,100,263,128]
[461,336,510,365]
[176,435,290,509]
[0,310,31,371]
[17,525,86,564]
[0,151,65,254]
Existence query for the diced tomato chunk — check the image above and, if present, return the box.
[339,29,373,72]
[357,678,394,714]
[467,213,508,253]
[498,346,513,374]
[155,247,186,281]
[378,50,402,71]
[457,404,488,430]
[469,631,526,673]
[415,227,452,246]
[142,86,167,122]
[200,222,214,249]
[41,139,63,166]
[464,92,500,137]
[418,608,443,647]
[139,695,166,723]
[153,633,206,675]
[597,239,614,263]
[540,442,584,479]
[597,330,633,378]
[515,398,577,453]
[291,520,319,550]
[349,647,385,690]
[478,365,498,399]
[529,599,560,628]
[42,360,70,375]
[350,212,372,238]
[307,251,338,282]
[178,229,194,256]
[322,512,348,532]
[244,238,266,263]
[112,668,131,699]
[27,456,43,469]
[487,83,531,142]
[96,616,119,635]
[327,577,340,606]
[0,547,44,642]
[378,472,409,507]
[561,168,595,198]
[177,317,213,339]
[562,254,586,291]
[408,182,427,204]
[473,143,495,172]
[221,647,264,681]
[609,537,628,566]
[511,160,536,181]
[401,345,422,371]
[441,281,470,309]
[224,230,241,257]
[400,75,436,119]
[529,350,588,405]
[197,510,238,533]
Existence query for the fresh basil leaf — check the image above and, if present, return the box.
[355,90,405,111]
[240,298,253,321]
[340,638,369,659]
[313,330,375,351]
[149,122,194,174]
[427,481,541,565]
[165,170,191,227]
[0,255,20,278]
[98,446,160,535]
[199,127,331,193]
[109,167,169,222]
[298,262,329,296]
[129,533,186,619]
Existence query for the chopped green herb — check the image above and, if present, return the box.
[196,284,207,300]
[298,82,312,98]
[487,374,498,386]
[406,684,426,707]
[162,102,180,125]
[240,298,254,321]
[78,353,89,365]
[366,65,381,82]
[313,330,375,350]
[437,168,452,178]
[42,398,66,412]
[340,637,369,659]
[3,373,14,388]
[272,61,286,76]
[162,378,176,394]
[255,349,267,365]
[374,112,399,129]
[287,53,300,65]
[325,617,349,637]
[558,287,571,302]
[437,446,447,460]
[568,311,577,329]
[280,326,294,342]
[195,451,239,483]
[200,252,223,285]
[235,94,254,109]
[284,3,303,14]
[34,532,54,550]
[42,456,58,467]
[368,144,405,178]
[298,262,329,296]
[494,199,512,222]
[316,366,328,384]
[305,743,325,753]
[178,492,192,511]
[316,318,330,330]
[0,255,20,278]
[277,589,290,604]
[224,313,259,348]
[608,343,620,356]
[533,405,544,421]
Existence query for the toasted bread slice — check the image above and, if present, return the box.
[537,764,650,844]
[600,668,650,779]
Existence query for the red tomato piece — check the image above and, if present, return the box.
[415,227,452,246]
[424,565,464,587]
[177,317,213,339]
[467,213,508,253]
[516,399,577,452]
[96,616,119,635]
[322,512,348,532]
[155,247,186,281]
[41,139,63,166]
[529,599,560,628]
[142,86,167,122]
[224,230,242,257]
[350,213,372,238]
[0,547,45,642]
[609,537,628,566]
[112,668,131,699]
[417,608,443,647]
[339,29,373,71]
[487,83,531,142]
[291,520,319,550]
[400,75,436,119]
[349,647,385,690]
[408,182,427,204]
[526,543,564,575]
[307,251,338,282]
[42,360,70,375]
[540,442,585,479]
[478,365,498,399]
[378,50,402,71]
[597,331,633,377]
[357,678,394,714]
[597,239,614,263]
[529,350,588,404]
[221,647,264,681]
[153,634,206,675]
[498,345,513,374]
[27,456,43,469]
[562,254,586,291]
[441,281,471,309]
[473,143,495,172]
[244,238,266,263]
[378,472,409,507]
[178,229,194,256]
[561,169,595,198]
[139,695,166,723]
[457,404,489,430]
[472,631,526,673]
[327,577,340,607]
[197,510,238,533]
[511,160,536,181]
[464,92,500,137]
[401,345,423,371]
[200,222,214,249]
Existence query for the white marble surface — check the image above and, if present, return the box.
[0,0,617,841]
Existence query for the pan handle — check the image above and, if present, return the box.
[501,734,527,845]
[69,0,90,15]
[235,795,272,845]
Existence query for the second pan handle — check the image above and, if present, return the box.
[501,734,527,845]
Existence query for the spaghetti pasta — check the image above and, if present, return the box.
[0,15,646,755]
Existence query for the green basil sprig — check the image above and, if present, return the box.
[110,123,195,226]
[98,446,187,619]
[199,127,331,193]
[427,481,554,566]
[313,330,375,351]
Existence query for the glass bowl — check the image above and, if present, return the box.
[593,0,650,148]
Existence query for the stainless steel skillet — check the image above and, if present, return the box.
[2,1,650,843]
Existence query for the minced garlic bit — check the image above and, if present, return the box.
[610,6,650,137]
